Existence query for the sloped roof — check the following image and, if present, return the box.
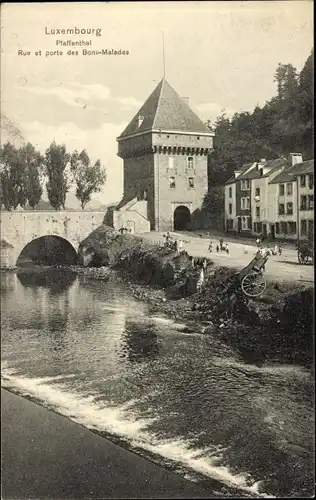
[225,164,251,185]
[269,159,314,184]
[238,158,291,181]
[118,78,212,139]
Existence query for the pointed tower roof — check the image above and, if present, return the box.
[117,79,212,140]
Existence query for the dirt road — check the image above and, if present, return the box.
[138,231,314,284]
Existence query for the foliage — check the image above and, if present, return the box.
[44,142,71,210]
[19,143,44,209]
[202,185,224,219]
[207,49,314,185]
[70,150,106,209]
[0,142,27,210]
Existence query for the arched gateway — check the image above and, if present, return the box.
[173,205,191,231]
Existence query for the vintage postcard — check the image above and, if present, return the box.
[1,1,314,499]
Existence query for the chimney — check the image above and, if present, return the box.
[181,96,190,107]
[290,152,303,166]
[138,115,144,127]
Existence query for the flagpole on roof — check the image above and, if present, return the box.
[162,30,166,78]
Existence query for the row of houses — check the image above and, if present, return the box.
[224,153,314,241]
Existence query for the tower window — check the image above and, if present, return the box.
[138,115,144,127]
[187,157,194,168]
[169,177,176,188]
[188,177,194,188]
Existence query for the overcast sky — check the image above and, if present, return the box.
[1,1,313,205]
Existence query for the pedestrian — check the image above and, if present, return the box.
[219,237,224,250]
[225,243,229,254]
[208,240,213,253]
[216,244,219,253]
[278,244,282,256]
[273,243,278,256]
[256,237,261,247]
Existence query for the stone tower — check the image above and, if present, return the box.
[116,78,214,232]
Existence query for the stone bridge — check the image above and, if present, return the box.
[0,211,105,268]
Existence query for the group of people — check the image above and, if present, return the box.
[163,232,185,254]
[208,236,229,254]
[256,236,282,256]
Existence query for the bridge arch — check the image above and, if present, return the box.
[17,235,78,266]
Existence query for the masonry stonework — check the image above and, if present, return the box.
[0,211,105,268]
[116,78,214,232]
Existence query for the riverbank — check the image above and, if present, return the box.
[6,224,314,368]
[1,389,213,499]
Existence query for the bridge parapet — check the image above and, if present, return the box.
[0,211,105,268]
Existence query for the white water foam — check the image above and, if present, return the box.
[1,365,272,498]
[148,316,189,332]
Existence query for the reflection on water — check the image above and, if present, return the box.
[1,270,314,498]
[17,268,77,293]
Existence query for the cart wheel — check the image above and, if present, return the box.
[241,272,266,297]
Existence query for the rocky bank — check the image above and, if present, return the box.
[77,224,314,368]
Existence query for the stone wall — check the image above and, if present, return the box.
[0,211,105,268]
[154,153,208,231]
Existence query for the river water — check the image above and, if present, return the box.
[1,269,314,497]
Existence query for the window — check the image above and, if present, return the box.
[229,203,232,215]
[300,175,306,187]
[301,219,307,236]
[168,157,174,169]
[247,217,251,229]
[241,179,250,190]
[280,221,288,234]
[187,157,194,169]
[188,177,194,188]
[278,203,285,215]
[256,206,260,217]
[169,176,175,188]
[308,175,314,190]
[300,195,307,210]
[308,195,314,209]
[275,222,280,234]
[255,188,260,196]
[288,221,297,234]
[254,222,262,233]
[229,187,232,198]
[286,202,293,215]
[279,184,285,196]
[286,183,293,195]
[241,197,250,210]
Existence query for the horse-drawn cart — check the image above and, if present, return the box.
[220,254,268,299]
[240,255,268,297]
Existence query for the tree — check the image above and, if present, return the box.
[0,142,24,210]
[44,142,71,210]
[70,149,106,209]
[202,185,225,216]
[205,50,314,189]
[19,143,44,209]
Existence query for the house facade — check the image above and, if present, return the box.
[115,78,214,232]
[268,157,314,241]
[224,154,314,241]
